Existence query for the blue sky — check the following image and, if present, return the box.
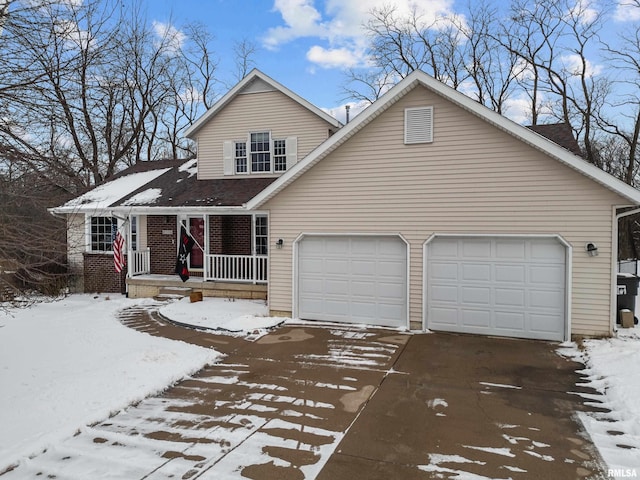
[145,0,640,124]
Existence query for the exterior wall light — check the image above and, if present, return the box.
[585,242,598,256]
[275,238,284,249]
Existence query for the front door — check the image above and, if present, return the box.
[185,217,204,270]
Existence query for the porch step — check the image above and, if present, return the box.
[154,286,193,301]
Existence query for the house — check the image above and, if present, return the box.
[51,69,640,341]
[49,70,341,297]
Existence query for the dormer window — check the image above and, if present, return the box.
[224,133,297,176]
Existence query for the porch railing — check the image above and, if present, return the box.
[128,248,151,276]
[205,254,267,284]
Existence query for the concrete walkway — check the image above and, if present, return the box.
[1,303,607,479]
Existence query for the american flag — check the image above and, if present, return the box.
[113,231,126,273]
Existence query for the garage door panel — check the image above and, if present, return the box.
[300,277,324,294]
[462,263,491,281]
[430,241,458,257]
[495,264,526,283]
[379,260,407,277]
[461,286,491,305]
[531,242,565,260]
[430,307,458,326]
[529,313,564,335]
[461,309,491,328]
[463,240,492,258]
[376,282,405,299]
[350,259,376,275]
[495,288,525,307]
[325,279,349,295]
[529,289,564,309]
[298,236,407,328]
[530,265,564,285]
[494,311,525,330]
[430,262,458,280]
[427,237,566,341]
[431,285,458,303]
[496,241,526,259]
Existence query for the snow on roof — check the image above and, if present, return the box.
[56,168,170,212]
[178,158,198,178]
[122,188,162,206]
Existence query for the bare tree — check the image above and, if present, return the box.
[599,14,640,185]
[233,38,258,82]
[0,0,219,191]
[347,2,520,112]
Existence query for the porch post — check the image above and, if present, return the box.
[251,213,258,284]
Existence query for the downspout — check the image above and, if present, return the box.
[612,206,640,334]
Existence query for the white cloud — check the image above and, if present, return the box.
[264,0,458,69]
[567,0,599,24]
[306,45,360,68]
[322,100,370,123]
[561,53,603,77]
[614,0,640,21]
[152,21,186,54]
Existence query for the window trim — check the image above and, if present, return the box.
[234,140,248,175]
[87,215,118,253]
[254,215,268,256]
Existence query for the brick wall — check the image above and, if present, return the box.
[208,215,252,255]
[147,215,177,275]
[83,253,126,293]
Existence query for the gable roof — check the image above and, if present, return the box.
[185,69,342,139]
[246,69,640,208]
[50,159,277,214]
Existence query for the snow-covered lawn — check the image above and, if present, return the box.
[2,293,640,477]
[561,326,640,478]
[0,294,276,473]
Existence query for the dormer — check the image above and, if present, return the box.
[185,70,342,180]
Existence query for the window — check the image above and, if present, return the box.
[224,136,295,176]
[130,216,138,251]
[251,132,271,172]
[274,139,287,172]
[90,216,117,252]
[235,141,247,173]
[255,216,268,255]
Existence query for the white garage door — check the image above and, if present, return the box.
[297,235,407,328]
[426,237,566,341]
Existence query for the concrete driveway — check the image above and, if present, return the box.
[1,304,606,479]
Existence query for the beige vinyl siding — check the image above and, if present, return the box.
[264,85,627,337]
[197,90,334,179]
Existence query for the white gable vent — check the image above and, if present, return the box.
[404,106,433,144]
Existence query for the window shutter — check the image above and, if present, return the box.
[285,136,298,170]
[404,106,433,144]
[223,141,233,175]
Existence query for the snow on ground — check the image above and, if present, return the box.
[158,296,284,332]
[2,293,640,477]
[560,325,640,478]
[0,294,221,473]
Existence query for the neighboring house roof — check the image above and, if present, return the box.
[527,123,583,156]
[246,70,640,208]
[50,159,277,214]
[184,69,342,139]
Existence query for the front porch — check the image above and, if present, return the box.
[124,213,268,300]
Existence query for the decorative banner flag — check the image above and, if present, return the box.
[113,231,126,273]
[175,225,195,282]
